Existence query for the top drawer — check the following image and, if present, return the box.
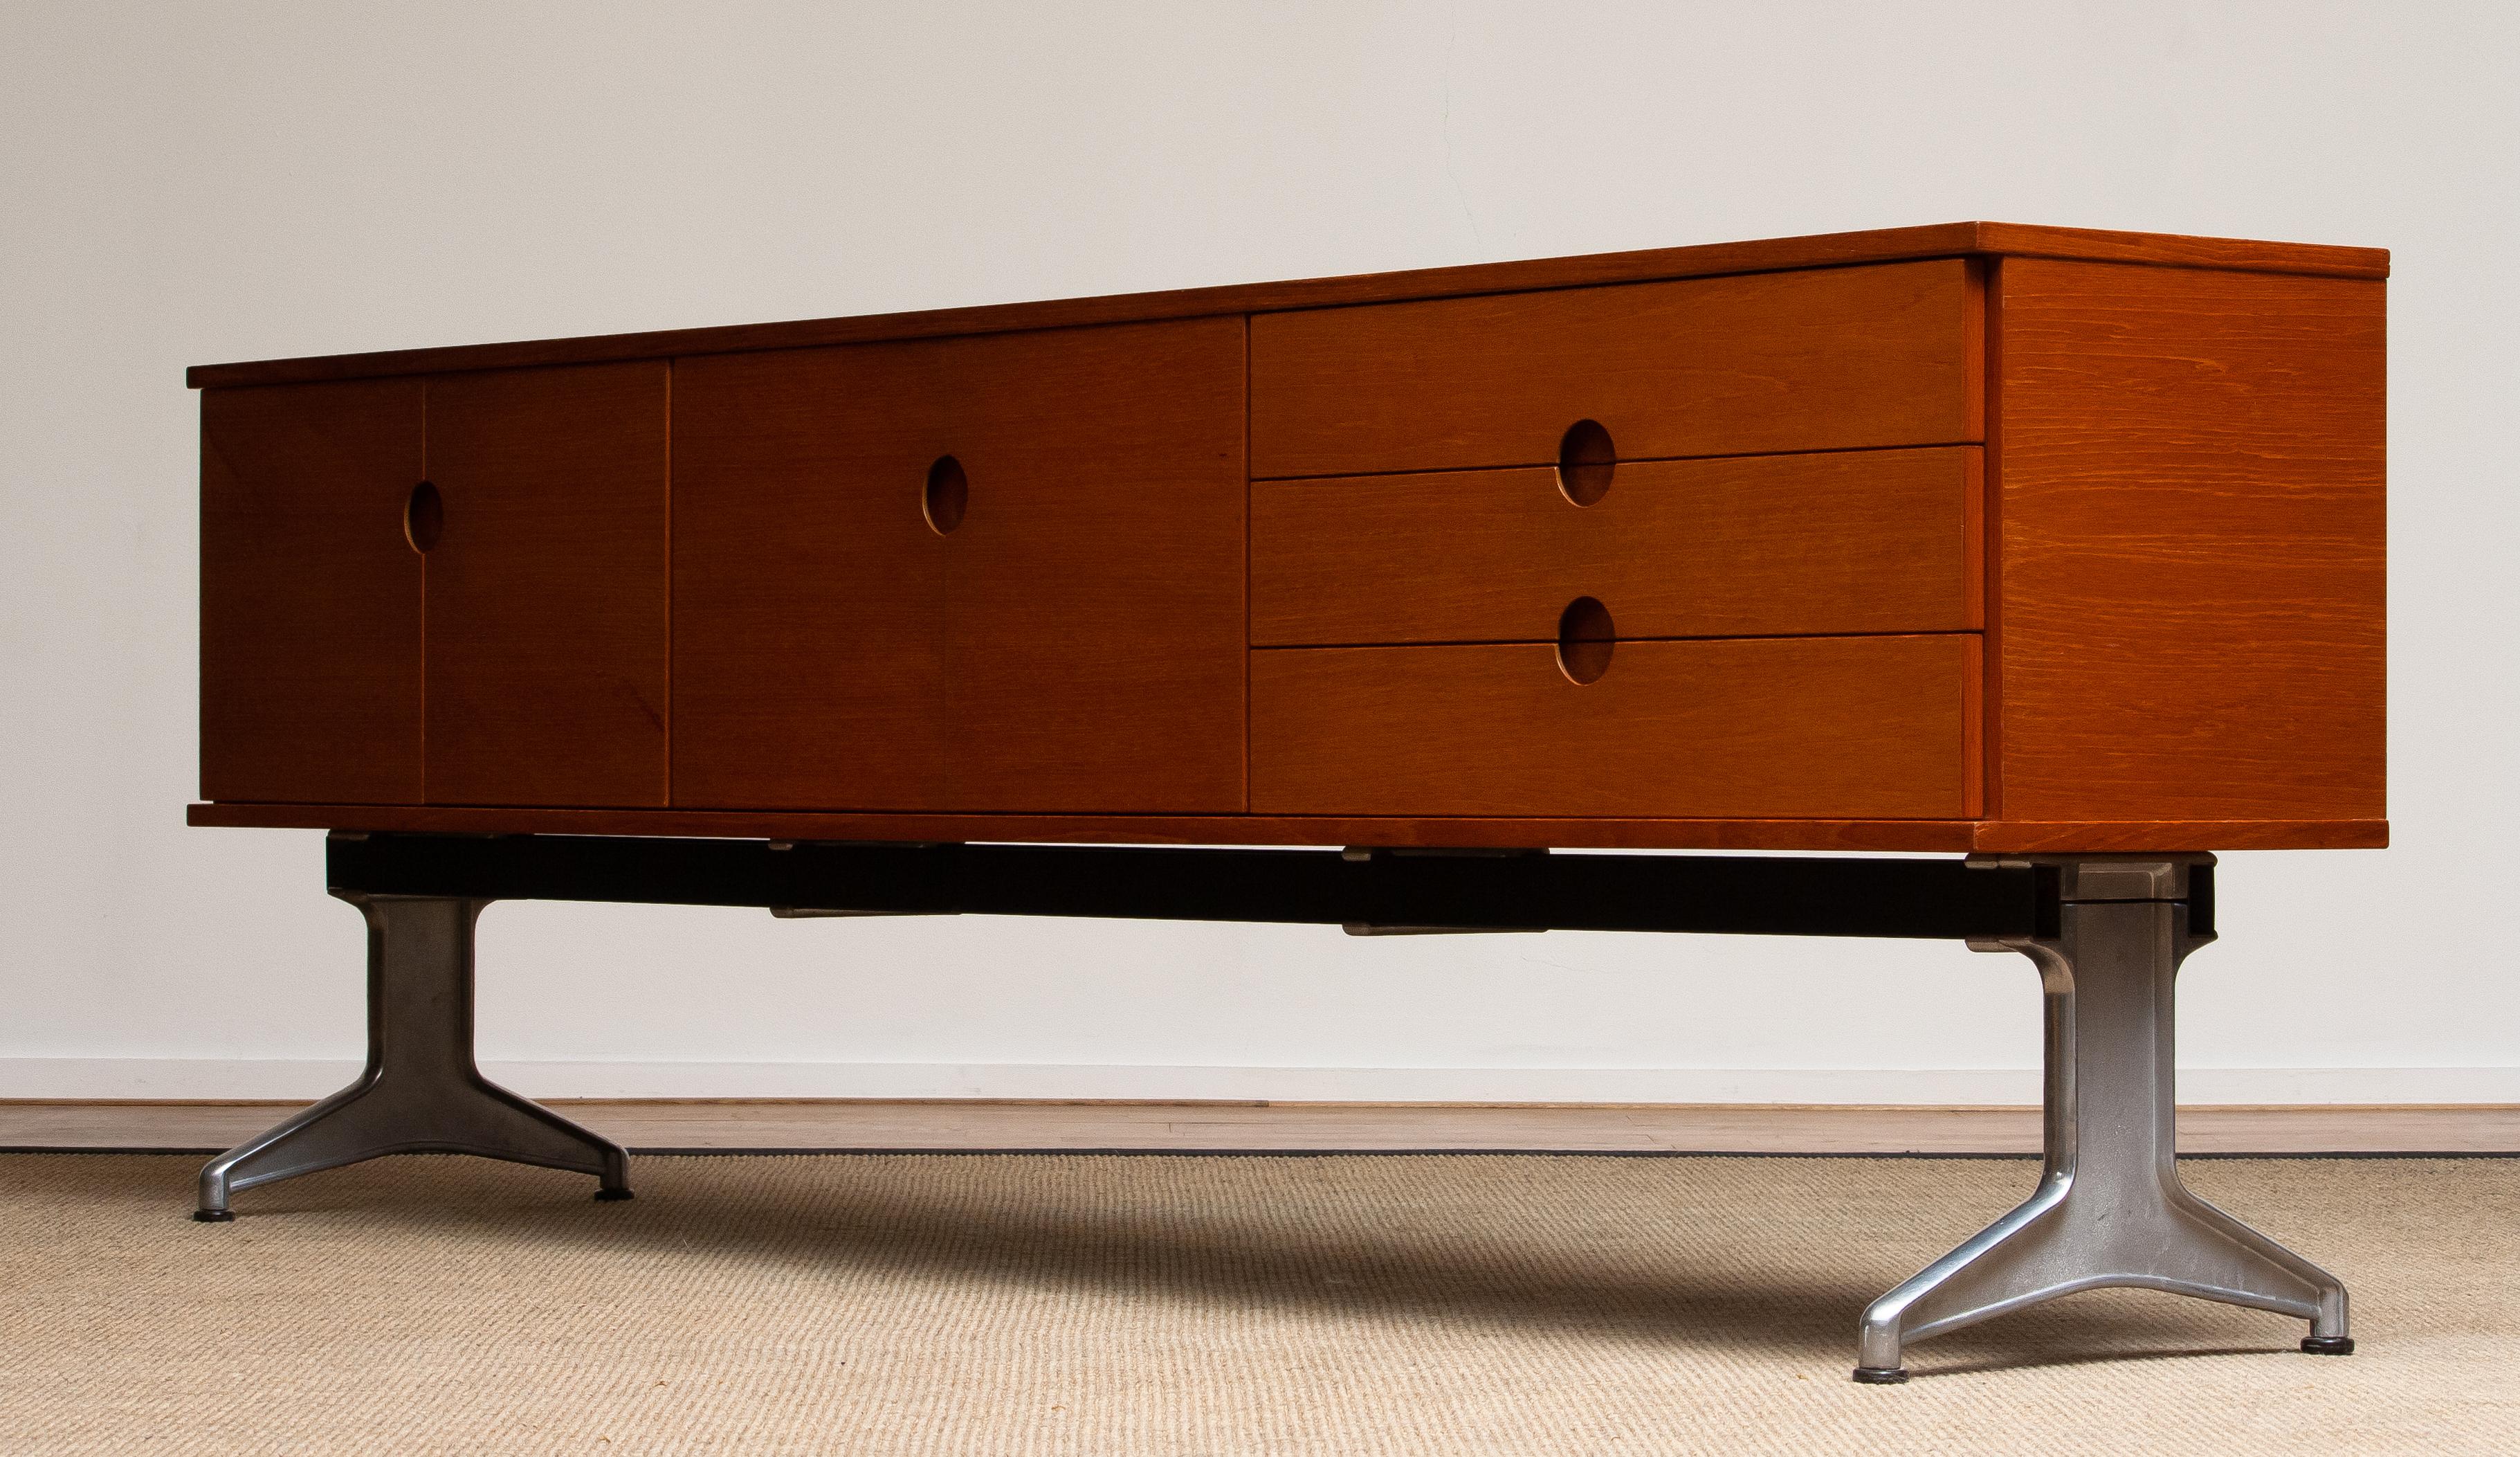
[1250,260,1980,478]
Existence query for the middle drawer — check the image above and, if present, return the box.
[1252,446,1981,646]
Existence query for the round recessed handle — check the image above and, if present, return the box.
[1556,595,1615,685]
[1556,419,1614,506]
[923,454,968,535]
[404,480,444,554]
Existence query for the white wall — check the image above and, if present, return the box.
[3,1,2513,1104]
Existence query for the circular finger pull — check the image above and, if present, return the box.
[924,455,968,535]
[404,480,444,554]
[1556,595,1615,685]
[1556,419,1614,506]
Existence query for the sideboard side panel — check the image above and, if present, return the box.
[1994,260,2386,823]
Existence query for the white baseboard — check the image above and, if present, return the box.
[3,1058,2516,1104]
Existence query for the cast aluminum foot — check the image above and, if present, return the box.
[195,892,631,1221]
[1853,856,2350,1382]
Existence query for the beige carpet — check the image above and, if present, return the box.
[3,1154,2513,1454]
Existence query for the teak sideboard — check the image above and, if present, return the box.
[187,222,2386,1383]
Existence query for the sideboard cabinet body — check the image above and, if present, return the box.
[193,224,2386,853]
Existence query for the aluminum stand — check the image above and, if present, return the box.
[192,835,2357,1382]
[193,892,632,1220]
[1852,856,2352,1382]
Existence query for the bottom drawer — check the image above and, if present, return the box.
[1250,635,1978,818]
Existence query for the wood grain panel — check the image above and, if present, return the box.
[188,224,2386,390]
[1994,260,2386,822]
[671,318,1245,813]
[199,380,424,803]
[1249,261,1980,478]
[423,363,669,806]
[1252,448,1980,645]
[1250,636,1976,818]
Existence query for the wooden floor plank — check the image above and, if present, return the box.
[3,1100,2512,1155]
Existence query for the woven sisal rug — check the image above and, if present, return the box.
[4,1152,2512,1454]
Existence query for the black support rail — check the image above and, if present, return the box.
[327,835,2066,942]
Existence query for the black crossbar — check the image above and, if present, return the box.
[326,835,2061,942]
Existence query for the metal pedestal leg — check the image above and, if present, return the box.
[1853,856,2350,1382]
[194,892,632,1221]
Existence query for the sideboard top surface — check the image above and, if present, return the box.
[186,221,2389,391]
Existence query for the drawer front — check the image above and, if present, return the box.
[673,317,1246,814]
[1252,447,1980,645]
[1251,635,1978,818]
[1250,260,1979,478]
